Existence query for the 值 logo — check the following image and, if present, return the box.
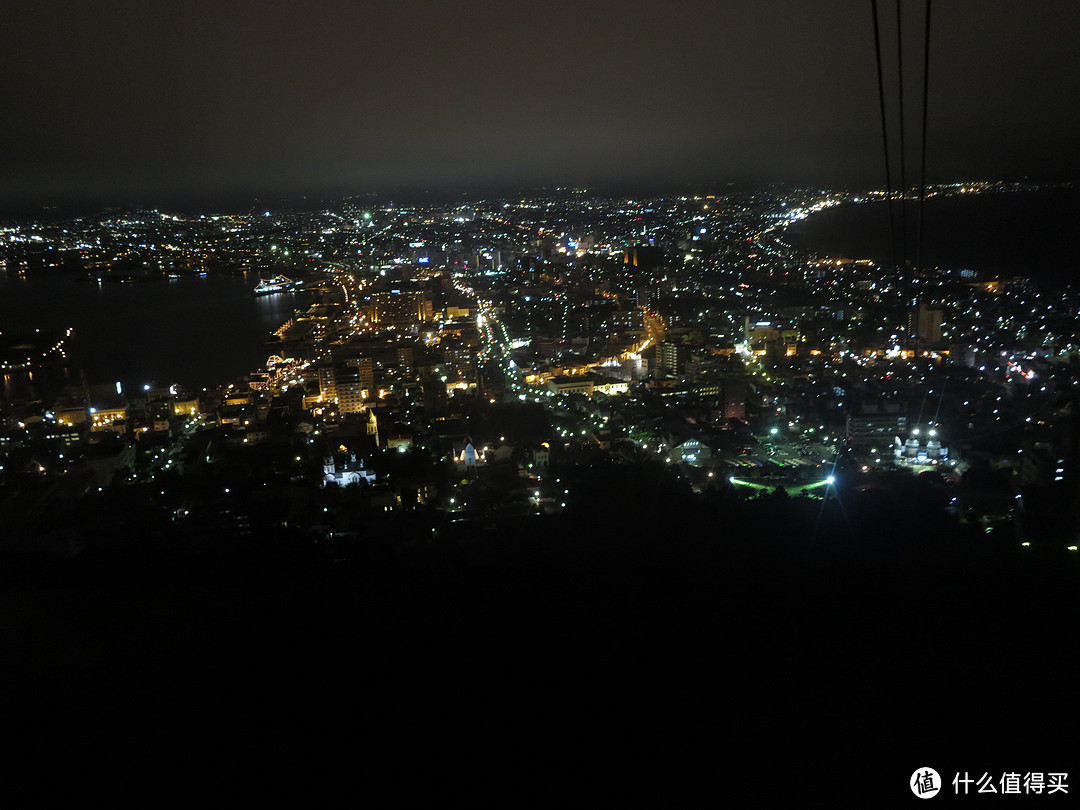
[911,767,941,798]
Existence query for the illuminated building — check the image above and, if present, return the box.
[548,376,595,396]
[56,403,89,426]
[222,391,252,407]
[441,339,477,381]
[909,305,944,345]
[370,291,427,328]
[149,401,172,433]
[41,424,84,449]
[217,404,251,426]
[316,359,373,414]
[366,409,380,447]
[658,342,687,374]
[335,364,367,414]
[172,397,200,417]
[387,433,412,452]
[622,354,645,380]
[894,426,950,465]
[846,403,907,450]
[593,377,629,396]
[675,437,715,467]
[323,453,375,487]
[622,245,662,269]
[745,320,795,360]
[87,387,130,434]
[317,364,337,401]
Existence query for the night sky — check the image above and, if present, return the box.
[4,0,1079,207]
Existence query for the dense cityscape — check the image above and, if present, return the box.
[3,181,1080,554]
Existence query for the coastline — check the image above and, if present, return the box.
[0,271,311,391]
[784,186,1079,283]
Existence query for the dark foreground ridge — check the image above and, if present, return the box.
[2,469,1076,803]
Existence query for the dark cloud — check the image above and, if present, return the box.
[2,0,1077,206]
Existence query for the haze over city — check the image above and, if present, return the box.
[3,0,1079,209]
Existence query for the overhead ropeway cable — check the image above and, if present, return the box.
[870,0,932,287]
[915,0,932,276]
[870,0,898,273]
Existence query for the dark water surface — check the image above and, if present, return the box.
[0,271,310,391]
[785,187,1080,285]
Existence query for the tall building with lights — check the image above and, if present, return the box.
[909,305,943,345]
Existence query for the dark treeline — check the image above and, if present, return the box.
[2,461,1077,802]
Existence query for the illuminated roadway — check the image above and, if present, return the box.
[457,274,667,402]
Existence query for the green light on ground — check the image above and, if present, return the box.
[727,477,830,497]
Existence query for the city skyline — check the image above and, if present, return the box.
[4,1,1079,209]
